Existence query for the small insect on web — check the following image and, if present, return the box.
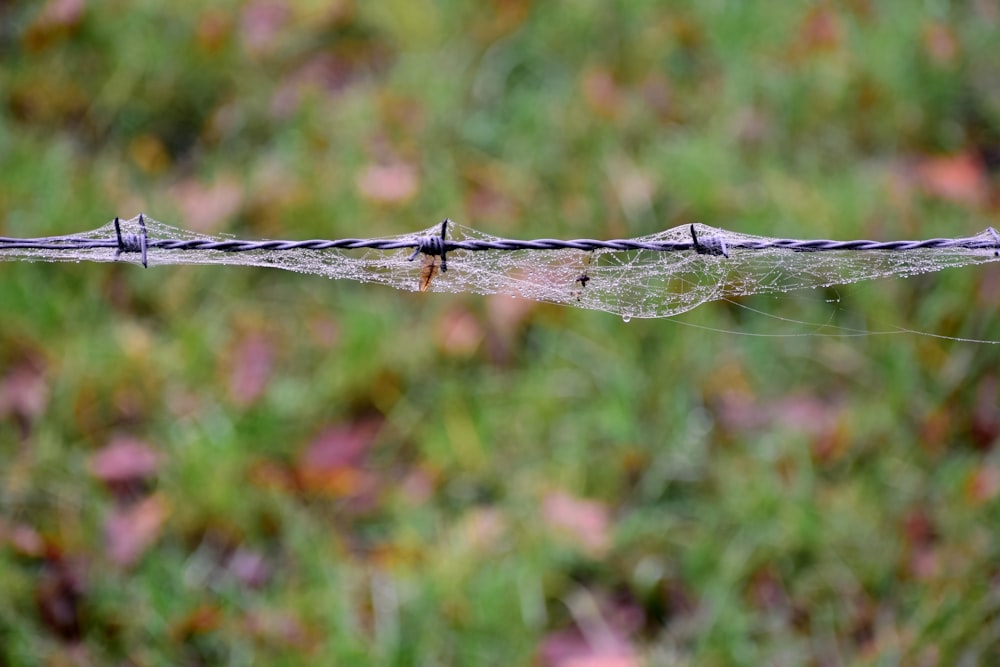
[1,214,999,320]
[571,252,594,303]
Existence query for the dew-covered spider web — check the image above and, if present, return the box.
[2,215,998,320]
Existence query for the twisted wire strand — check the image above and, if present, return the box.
[1,219,998,259]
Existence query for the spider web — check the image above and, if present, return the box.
[3,215,998,319]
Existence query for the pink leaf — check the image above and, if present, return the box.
[227,333,274,407]
[240,0,288,56]
[88,437,162,485]
[228,547,271,589]
[0,357,49,424]
[539,592,641,667]
[916,152,988,208]
[543,492,612,557]
[297,419,383,499]
[172,176,244,233]
[356,162,419,205]
[104,494,169,567]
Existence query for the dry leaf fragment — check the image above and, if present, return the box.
[419,254,440,292]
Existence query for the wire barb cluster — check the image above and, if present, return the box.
[1,216,998,265]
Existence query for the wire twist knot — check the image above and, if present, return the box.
[690,224,729,258]
[408,218,451,272]
[114,214,149,267]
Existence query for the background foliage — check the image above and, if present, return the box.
[2,1,1000,665]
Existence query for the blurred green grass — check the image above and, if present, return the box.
[2,1,1000,665]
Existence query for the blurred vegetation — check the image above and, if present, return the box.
[2,1,1000,665]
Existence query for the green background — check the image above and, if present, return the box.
[2,1,999,664]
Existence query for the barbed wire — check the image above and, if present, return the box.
[1,216,997,271]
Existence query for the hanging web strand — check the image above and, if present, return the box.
[1,215,998,319]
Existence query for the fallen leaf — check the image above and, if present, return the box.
[247,458,297,493]
[228,547,271,589]
[485,292,535,364]
[307,315,340,347]
[747,566,790,612]
[922,21,958,66]
[41,0,86,25]
[104,494,170,567]
[271,46,394,117]
[244,609,317,650]
[88,436,162,485]
[965,465,1000,506]
[539,591,641,667]
[129,134,170,174]
[7,522,46,558]
[297,419,382,498]
[227,333,274,407]
[196,10,232,53]
[434,307,485,357]
[970,375,1000,450]
[710,390,847,462]
[463,164,522,223]
[543,492,611,557]
[171,605,223,642]
[0,356,49,427]
[398,467,435,506]
[458,507,507,553]
[22,0,86,50]
[640,73,674,123]
[607,156,655,220]
[240,0,288,56]
[172,176,244,233]
[300,419,381,470]
[35,558,84,641]
[356,162,419,204]
[796,5,842,55]
[916,152,988,208]
[581,66,623,121]
[900,507,940,581]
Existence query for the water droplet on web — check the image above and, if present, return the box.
[622,314,632,323]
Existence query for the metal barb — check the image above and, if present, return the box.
[689,224,729,258]
[138,213,148,268]
[408,218,451,272]
[113,217,124,260]
[112,214,149,267]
